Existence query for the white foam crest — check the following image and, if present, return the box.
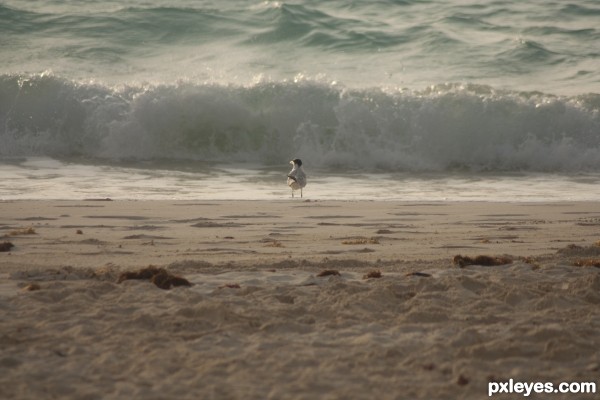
[1,74,599,172]
[299,86,600,172]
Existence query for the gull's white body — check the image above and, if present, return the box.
[287,159,306,198]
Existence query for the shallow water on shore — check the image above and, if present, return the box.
[1,157,599,202]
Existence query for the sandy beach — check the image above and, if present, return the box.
[1,199,600,399]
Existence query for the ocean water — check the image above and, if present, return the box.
[1,0,599,201]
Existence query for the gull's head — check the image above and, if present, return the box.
[290,158,303,167]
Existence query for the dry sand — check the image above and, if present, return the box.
[1,200,600,399]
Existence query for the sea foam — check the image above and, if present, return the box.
[1,73,599,172]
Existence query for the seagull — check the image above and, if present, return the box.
[287,158,307,198]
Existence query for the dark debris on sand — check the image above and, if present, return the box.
[405,272,432,278]
[363,270,382,279]
[0,241,14,252]
[219,283,241,289]
[317,269,340,277]
[572,259,600,268]
[457,375,470,386]
[453,255,513,268]
[22,283,41,291]
[117,266,192,290]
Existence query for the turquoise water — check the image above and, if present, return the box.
[2,0,599,93]
[1,1,599,200]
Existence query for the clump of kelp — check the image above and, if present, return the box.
[118,266,192,290]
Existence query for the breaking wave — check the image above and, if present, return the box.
[1,73,599,172]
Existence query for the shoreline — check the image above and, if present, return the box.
[1,199,599,269]
[2,200,600,399]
